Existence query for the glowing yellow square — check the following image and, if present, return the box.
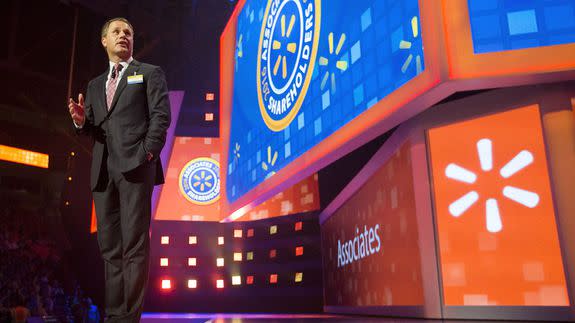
[188,279,197,288]
[295,272,303,282]
[189,236,197,244]
[232,275,241,285]
[218,236,225,245]
[217,258,224,267]
[161,280,171,289]
[233,252,242,261]
[270,225,278,235]
[234,229,243,238]
[188,258,197,266]
[160,236,169,245]
[246,252,254,260]
[217,279,224,288]
[160,258,168,267]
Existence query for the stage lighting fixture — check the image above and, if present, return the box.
[205,92,215,101]
[0,144,49,168]
[246,275,254,285]
[269,249,277,258]
[270,274,278,284]
[233,252,242,261]
[295,246,304,256]
[218,236,224,245]
[295,272,303,282]
[205,113,214,121]
[217,257,225,267]
[160,236,170,245]
[188,258,197,267]
[247,228,254,237]
[270,225,278,235]
[65,201,70,206]
[70,152,75,156]
[234,229,243,238]
[246,251,254,260]
[295,221,303,231]
[68,176,73,181]
[188,279,197,289]
[160,258,169,267]
[161,279,171,290]
[189,236,197,244]
[217,279,224,288]
[232,275,242,285]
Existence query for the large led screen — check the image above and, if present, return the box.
[321,141,424,306]
[155,137,222,222]
[227,0,424,202]
[428,105,569,306]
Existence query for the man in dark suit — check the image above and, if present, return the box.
[67,17,170,323]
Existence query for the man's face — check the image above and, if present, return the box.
[101,20,133,61]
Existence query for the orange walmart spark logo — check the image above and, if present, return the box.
[445,138,540,233]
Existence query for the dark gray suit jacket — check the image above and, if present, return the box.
[77,60,171,190]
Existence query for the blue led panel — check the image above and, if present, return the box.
[468,0,575,53]
[228,0,423,202]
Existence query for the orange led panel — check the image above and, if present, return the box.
[428,105,569,306]
[155,137,221,221]
[322,140,424,306]
[0,144,49,169]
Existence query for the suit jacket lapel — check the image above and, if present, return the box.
[107,60,141,115]
[96,71,108,116]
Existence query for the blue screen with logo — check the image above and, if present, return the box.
[227,0,423,202]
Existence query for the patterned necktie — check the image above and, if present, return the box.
[106,63,123,110]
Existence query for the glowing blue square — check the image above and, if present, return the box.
[284,127,290,141]
[367,97,378,109]
[298,112,305,130]
[256,150,261,163]
[544,5,575,31]
[351,41,362,64]
[391,26,404,52]
[507,10,538,36]
[247,131,252,143]
[314,117,322,136]
[353,84,364,106]
[285,141,291,158]
[322,91,330,110]
[361,8,372,31]
[228,163,233,175]
[252,169,256,182]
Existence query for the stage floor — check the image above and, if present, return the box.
[140,313,516,322]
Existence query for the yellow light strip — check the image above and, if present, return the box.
[0,145,49,169]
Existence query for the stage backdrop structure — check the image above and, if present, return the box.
[221,0,575,320]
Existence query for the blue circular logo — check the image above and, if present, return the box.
[257,0,321,131]
[179,158,220,205]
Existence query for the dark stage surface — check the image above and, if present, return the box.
[140,313,528,322]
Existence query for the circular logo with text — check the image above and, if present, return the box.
[179,158,220,205]
[257,0,321,131]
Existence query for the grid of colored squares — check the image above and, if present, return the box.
[159,222,304,245]
[159,272,305,290]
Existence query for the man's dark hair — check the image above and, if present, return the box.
[101,17,134,38]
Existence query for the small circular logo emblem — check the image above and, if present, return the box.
[179,158,220,205]
[257,0,321,131]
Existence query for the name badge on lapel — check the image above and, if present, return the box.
[127,74,144,84]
